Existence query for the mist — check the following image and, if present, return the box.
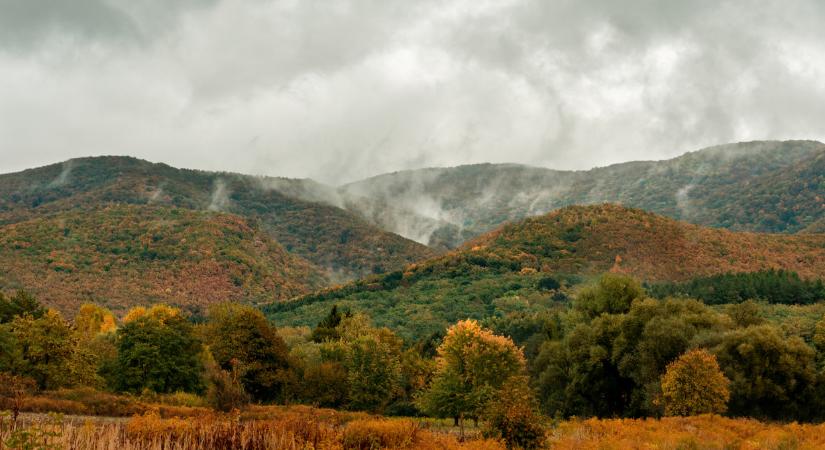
[1,1,824,183]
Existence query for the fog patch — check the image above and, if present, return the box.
[48,160,73,187]
[208,179,231,211]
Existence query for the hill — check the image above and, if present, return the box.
[340,140,825,247]
[0,156,437,280]
[265,204,825,339]
[0,204,328,316]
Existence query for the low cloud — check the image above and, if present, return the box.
[1,1,824,183]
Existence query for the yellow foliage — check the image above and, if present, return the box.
[661,349,730,416]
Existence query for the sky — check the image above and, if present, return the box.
[1,0,824,185]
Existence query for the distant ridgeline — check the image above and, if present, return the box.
[648,270,825,305]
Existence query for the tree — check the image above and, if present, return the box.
[661,349,730,416]
[112,305,203,394]
[73,303,117,340]
[311,305,350,343]
[482,376,546,450]
[574,273,645,318]
[202,303,291,402]
[417,320,526,431]
[9,310,75,389]
[202,349,249,412]
[713,325,817,420]
[0,290,45,324]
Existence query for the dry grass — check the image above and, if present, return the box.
[549,415,825,450]
[0,408,505,450]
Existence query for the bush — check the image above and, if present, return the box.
[482,377,546,449]
[341,419,418,449]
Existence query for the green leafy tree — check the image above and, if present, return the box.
[311,305,350,342]
[9,310,75,389]
[661,349,730,416]
[713,325,817,420]
[574,273,645,318]
[202,303,291,402]
[112,305,204,394]
[0,290,45,324]
[417,320,526,430]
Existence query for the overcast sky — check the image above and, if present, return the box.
[1,0,824,184]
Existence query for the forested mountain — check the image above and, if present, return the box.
[0,205,327,316]
[341,140,825,247]
[266,204,825,339]
[0,156,436,280]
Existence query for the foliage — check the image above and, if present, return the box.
[202,349,249,412]
[8,310,75,390]
[201,303,291,402]
[0,205,326,316]
[481,376,546,450]
[574,273,645,318]
[649,269,825,305]
[712,325,818,420]
[0,290,45,324]
[112,305,204,394]
[417,320,525,424]
[660,349,730,416]
[0,155,436,282]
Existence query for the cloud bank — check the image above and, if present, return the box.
[1,0,824,184]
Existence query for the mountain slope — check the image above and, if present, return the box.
[0,205,327,316]
[340,140,825,246]
[265,204,825,339]
[0,156,437,279]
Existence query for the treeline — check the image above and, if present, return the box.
[5,272,825,435]
[648,269,825,305]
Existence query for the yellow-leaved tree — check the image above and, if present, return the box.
[661,349,730,416]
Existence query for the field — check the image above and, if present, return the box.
[4,407,825,449]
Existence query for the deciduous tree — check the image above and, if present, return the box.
[661,349,730,416]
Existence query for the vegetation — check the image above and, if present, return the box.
[0,205,326,315]
[267,205,825,341]
[0,156,436,280]
[660,349,730,416]
[343,140,825,246]
[649,269,825,305]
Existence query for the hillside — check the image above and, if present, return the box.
[340,140,825,247]
[0,156,437,280]
[0,205,327,316]
[265,204,825,339]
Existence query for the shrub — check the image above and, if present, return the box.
[482,377,546,449]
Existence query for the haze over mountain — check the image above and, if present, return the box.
[293,140,825,247]
[0,156,437,283]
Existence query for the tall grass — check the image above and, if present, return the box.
[0,409,505,450]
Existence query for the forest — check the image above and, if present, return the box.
[4,270,825,448]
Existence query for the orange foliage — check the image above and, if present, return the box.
[549,415,825,450]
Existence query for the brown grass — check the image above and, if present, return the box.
[0,408,505,450]
[549,415,825,450]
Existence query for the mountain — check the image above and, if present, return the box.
[0,205,327,316]
[0,156,437,280]
[265,204,825,340]
[340,140,825,247]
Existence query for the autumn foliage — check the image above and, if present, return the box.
[661,349,730,416]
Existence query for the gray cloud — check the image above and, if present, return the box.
[0,0,823,184]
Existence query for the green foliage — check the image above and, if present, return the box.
[649,270,825,305]
[112,306,204,394]
[311,305,349,343]
[574,273,645,318]
[201,303,290,402]
[712,325,818,420]
[0,290,45,324]
[202,349,249,412]
[9,310,75,390]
